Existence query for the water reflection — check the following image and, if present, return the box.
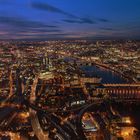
[80,65,127,84]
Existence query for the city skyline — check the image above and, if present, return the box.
[0,40,140,140]
[0,0,140,40]
[0,1,140,139]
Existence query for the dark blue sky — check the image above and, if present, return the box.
[0,0,140,40]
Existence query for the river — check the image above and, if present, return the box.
[80,65,128,84]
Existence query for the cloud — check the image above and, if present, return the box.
[31,2,77,18]
[0,16,57,29]
[0,15,62,40]
[0,31,8,35]
[63,17,111,24]
[63,18,96,24]
[34,29,61,33]
[80,18,96,24]
[0,1,111,40]
[63,16,111,24]
[0,32,76,40]
[100,27,114,31]
[63,19,83,24]
[98,18,110,23]
[0,29,65,40]
[31,1,110,25]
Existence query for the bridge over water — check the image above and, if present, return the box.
[98,83,140,99]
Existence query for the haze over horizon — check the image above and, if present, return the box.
[0,0,140,40]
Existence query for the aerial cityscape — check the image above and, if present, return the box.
[0,0,140,140]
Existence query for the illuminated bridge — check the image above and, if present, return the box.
[103,84,140,87]
[101,84,140,99]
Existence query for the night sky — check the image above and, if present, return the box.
[0,0,140,40]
